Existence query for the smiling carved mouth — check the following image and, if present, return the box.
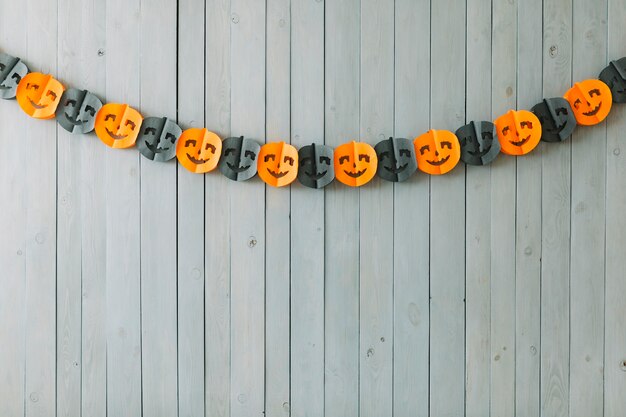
[305,170,327,180]
[468,148,491,157]
[267,168,289,178]
[426,155,450,166]
[187,153,210,164]
[146,141,168,153]
[582,102,601,116]
[0,85,10,90]
[509,135,530,147]
[105,128,128,140]
[344,168,366,178]
[28,97,48,109]
[227,162,251,173]
[64,113,86,126]
[384,163,408,174]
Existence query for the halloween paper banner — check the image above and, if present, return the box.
[3,49,625,188]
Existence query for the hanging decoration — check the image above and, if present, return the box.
[334,141,377,187]
[1,48,625,189]
[413,130,461,175]
[16,72,64,119]
[374,137,418,182]
[176,128,222,173]
[531,98,577,143]
[95,103,143,148]
[494,110,542,155]
[56,88,103,134]
[455,121,500,166]
[219,136,261,181]
[599,57,626,103]
[137,117,182,161]
[297,143,335,189]
[0,52,28,99]
[564,79,612,125]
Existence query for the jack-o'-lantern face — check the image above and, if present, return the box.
[94,103,143,148]
[56,88,103,134]
[258,141,298,187]
[176,128,222,173]
[16,72,64,119]
[298,143,334,189]
[218,136,261,181]
[531,97,576,143]
[374,137,417,182]
[137,117,182,162]
[455,121,500,166]
[564,79,612,125]
[0,52,28,99]
[600,58,626,103]
[494,110,542,155]
[413,130,461,175]
[334,141,377,187]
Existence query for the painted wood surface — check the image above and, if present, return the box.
[1,0,625,416]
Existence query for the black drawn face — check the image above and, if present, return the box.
[297,143,334,189]
[599,57,626,103]
[374,137,417,182]
[56,88,103,134]
[136,117,182,162]
[455,121,500,166]
[531,97,576,143]
[0,53,29,100]
[218,136,261,181]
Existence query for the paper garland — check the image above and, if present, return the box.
[3,50,626,188]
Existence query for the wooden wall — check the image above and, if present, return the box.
[0,0,625,416]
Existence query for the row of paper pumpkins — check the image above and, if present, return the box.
[2,52,625,188]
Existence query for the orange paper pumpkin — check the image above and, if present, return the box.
[257,141,299,187]
[494,110,542,156]
[334,141,377,187]
[94,103,143,148]
[16,72,64,119]
[176,128,222,173]
[564,79,612,125]
[413,129,461,175]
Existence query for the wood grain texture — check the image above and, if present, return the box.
[541,1,572,416]
[569,1,607,417]
[2,1,626,416]
[393,0,430,416]
[290,0,325,416]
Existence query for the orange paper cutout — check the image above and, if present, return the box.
[494,110,542,156]
[413,129,461,175]
[334,141,378,187]
[16,72,64,119]
[564,79,612,126]
[94,103,143,149]
[176,128,222,173]
[257,141,299,187]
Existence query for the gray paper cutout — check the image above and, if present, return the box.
[136,117,182,161]
[456,121,500,166]
[219,136,261,181]
[0,52,29,100]
[56,88,103,134]
[374,137,417,182]
[297,143,334,189]
[599,57,626,103]
[531,97,576,143]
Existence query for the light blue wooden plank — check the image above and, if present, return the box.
[289,0,325,415]
[104,0,143,415]
[490,0,517,415]
[203,1,233,417]
[429,0,466,416]
[569,1,607,416]
[541,1,572,416]
[359,0,394,416]
[22,0,58,416]
[393,0,430,416]
[139,0,179,415]
[515,0,543,415]
[324,0,360,416]
[605,0,626,414]
[265,0,291,415]
[465,0,491,414]
[229,0,266,415]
